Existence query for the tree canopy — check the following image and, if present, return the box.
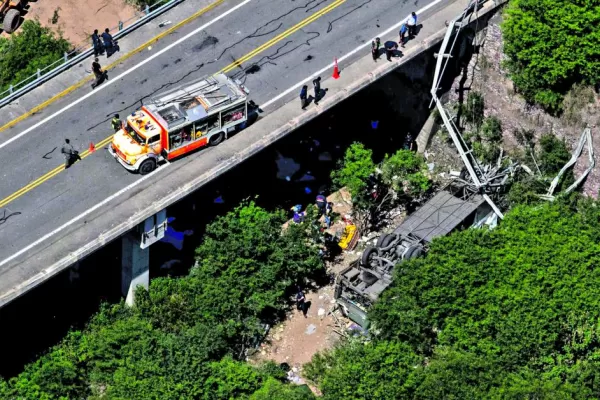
[501,0,600,112]
[331,143,431,230]
[306,200,600,398]
[0,20,71,94]
[0,202,320,399]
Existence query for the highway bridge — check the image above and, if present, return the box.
[0,0,502,307]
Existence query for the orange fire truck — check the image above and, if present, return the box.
[109,73,250,174]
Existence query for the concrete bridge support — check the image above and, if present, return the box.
[121,210,167,306]
[121,233,150,306]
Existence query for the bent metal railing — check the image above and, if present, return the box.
[430,0,507,219]
[0,0,184,108]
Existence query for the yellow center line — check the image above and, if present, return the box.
[221,0,346,73]
[0,136,113,208]
[0,0,346,210]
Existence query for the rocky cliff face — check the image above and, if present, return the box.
[444,11,600,197]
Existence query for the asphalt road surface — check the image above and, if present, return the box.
[0,0,442,265]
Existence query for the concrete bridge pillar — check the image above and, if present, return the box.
[121,233,150,306]
[121,209,167,306]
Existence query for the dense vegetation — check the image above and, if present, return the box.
[306,200,600,398]
[0,202,321,399]
[502,0,600,113]
[0,20,71,94]
[331,143,431,230]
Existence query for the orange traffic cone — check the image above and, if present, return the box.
[89,142,96,153]
[332,58,340,79]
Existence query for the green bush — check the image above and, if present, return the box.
[0,20,71,93]
[331,143,375,197]
[0,202,323,399]
[501,0,600,113]
[331,144,431,230]
[481,116,503,143]
[538,133,570,175]
[371,202,600,370]
[464,91,485,127]
[381,150,431,197]
[307,201,600,397]
[305,340,421,399]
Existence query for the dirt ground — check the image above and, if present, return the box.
[253,189,366,391]
[16,0,137,45]
[435,11,600,197]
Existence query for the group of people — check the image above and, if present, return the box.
[371,11,419,62]
[89,28,121,89]
[291,193,333,226]
[300,77,323,110]
[91,28,120,57]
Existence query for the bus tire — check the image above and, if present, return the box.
[210,132,225,146]
[361,246,377,267]
[139,158,156,175]
[376,234,394,249]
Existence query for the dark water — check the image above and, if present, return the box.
[0,42,468,378]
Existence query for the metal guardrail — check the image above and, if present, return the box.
[0,0,184,108]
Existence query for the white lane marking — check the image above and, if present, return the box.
[262,0,446,109]
[0,0,254,151]
[0,0,447,268]
[0,164,170,268]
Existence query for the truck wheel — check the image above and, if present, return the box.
[361,246,377,267]
[139,159,156,175]
[210,132,225,146]
[376,234,394,249]
[404,245,424,260]
[3,9,21,34]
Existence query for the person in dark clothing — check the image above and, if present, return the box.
[404,132,415,151]
[312,77,321,104]
[91,58,108,89]
[316,194,327,215]
[111,114,122,132]
[92,29,104,56]
[61,139,81,168]
[102,28,120,56]
[300,85,309,109]
[371,37,381,61]
[296,288,307,318]
[384,41,399,62]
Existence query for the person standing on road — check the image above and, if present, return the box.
[61,139,81,169]
[111,114,122,132]
[407,12,418,38]
[312,77,321,104]
[300,85,309,109]
[92,29,104,57]
[91,58,108,89]
[371,37,381,61]
[384,41,399,62]
[399,23,408,47]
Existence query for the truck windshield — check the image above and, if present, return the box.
[125,122,146,145]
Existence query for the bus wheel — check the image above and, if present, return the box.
[139,159,156,175]
[210,132,225,146]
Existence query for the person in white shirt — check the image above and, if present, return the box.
[407,12,418,37]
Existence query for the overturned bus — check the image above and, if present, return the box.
[335,184,496,328]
